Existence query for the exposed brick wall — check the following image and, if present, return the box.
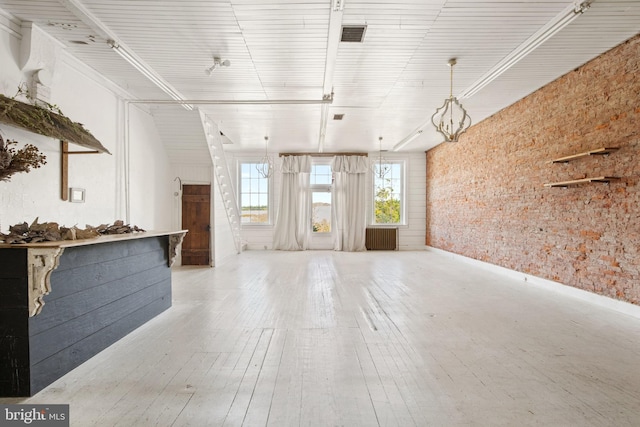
[426,35,640,305]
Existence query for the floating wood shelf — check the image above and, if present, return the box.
[544,176,619,188]
[549,147,619,163]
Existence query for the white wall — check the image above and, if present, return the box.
[227,151,426,250]
[0,19,172,233]
[398,152,427,250]
[127,105,172,229]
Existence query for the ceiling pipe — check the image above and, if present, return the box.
[392,129,424,151]
[394,1,592,150]
[59,0,191,110]
[125,96,334,106]
[108,40,192,110]
[459,0,591,99]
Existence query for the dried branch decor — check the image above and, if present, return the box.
[0,219,145,244]
[0,90,110,154]
[0,134,47,182]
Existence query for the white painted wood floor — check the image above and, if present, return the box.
[3,250,640,426]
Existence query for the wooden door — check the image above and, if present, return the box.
[181,184,211,265]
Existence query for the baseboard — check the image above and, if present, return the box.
[426,246,640,320]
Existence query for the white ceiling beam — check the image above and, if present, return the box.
[317,2,344,152]
[392,129,423,152]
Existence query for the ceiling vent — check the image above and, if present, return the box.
[341,26,366,43]
[333,114,344,120]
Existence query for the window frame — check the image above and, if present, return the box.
[237,159,273,227]
[370,158,407,226]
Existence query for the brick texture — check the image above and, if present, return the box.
[426,35,640,305]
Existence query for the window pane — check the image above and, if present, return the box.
[250,194,260,208]
[374,163,402,224]
[312,191,331,233]
[311,164,332,185]
[240,162,269,224]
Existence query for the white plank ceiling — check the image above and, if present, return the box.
[0,0,638,161]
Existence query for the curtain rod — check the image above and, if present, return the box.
[278,152,368,157]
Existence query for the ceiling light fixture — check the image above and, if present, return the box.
[431,58,471,142]
[205,57,231,76]
[371,137,390,179]
[256,136,274,179]
[459,0,591,99]
[107,40,192,110]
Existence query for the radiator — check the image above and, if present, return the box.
[365,227,398,250]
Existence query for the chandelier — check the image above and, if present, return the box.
[371,136,390,179]
[255,136,274,178]
[431,58,471,142]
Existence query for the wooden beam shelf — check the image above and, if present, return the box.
[0,94,110,154]
[549,147,619,163]
[544,176,619,188]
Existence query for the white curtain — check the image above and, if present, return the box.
[272,155,312,250]
[331,155,368,252]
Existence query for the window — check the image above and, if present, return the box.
[239,162,270,224]
[310,163,332,233]
[372,161,404,225]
